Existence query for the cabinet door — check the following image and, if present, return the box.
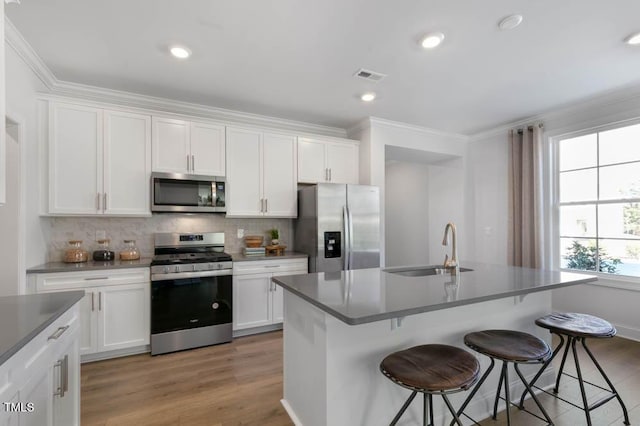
[52,336,80,426]
[97,283,150,352]
[151,117,190,173]
[226,127,262,216]
[297,138,327,183]
[18,364,53,426]
[103,110,151,215]
[327,142,359,184]
[78,291,97,356]
[190,122,225,176]
[49,103,103,214]
[262,133,297,217]
[232,274,271,330]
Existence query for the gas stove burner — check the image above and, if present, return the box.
[150,232,232,275]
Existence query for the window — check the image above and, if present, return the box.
[557,122,640,277]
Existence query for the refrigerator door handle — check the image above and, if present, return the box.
[343,205,350,270]
[347,205,354,270]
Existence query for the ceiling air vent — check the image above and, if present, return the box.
[354,68,387,82]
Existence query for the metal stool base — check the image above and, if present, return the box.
[519,332,630,426]
[389,388,464,426]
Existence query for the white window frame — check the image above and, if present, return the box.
[550,118,640,290]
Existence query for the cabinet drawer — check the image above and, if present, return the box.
[23,304,79,370]
[233,258,307,275]
[35,268,150,291]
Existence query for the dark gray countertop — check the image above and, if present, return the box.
[0,291,85,366]
[26,258,152,274]
[272,262,598,325]
[231,252,308,262]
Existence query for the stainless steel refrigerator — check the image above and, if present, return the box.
[295,183,380,273]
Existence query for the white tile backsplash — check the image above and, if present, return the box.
[45,215,294,261]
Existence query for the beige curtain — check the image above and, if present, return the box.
[508,124,544,268]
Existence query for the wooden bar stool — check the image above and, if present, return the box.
[380,344,480,426]
[519,312,630,426]
[456,330,554,425]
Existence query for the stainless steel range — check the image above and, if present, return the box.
[150,232,232,355]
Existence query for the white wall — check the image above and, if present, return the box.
[5,43,50,285]
[350,118,469,265]
[467,89,640,341]
[0,127,20,296]
[384,161,430,267]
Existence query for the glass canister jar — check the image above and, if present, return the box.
[119,240,140,261]
[64,240,89,263]
[93,239,115,261]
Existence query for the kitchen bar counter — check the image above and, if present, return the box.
[0,291,84,366]
[231,252,308,262]
[275,263,597,426]
[272,261,597,325]
[26,258,152,274]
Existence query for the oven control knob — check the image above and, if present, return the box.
[192,264,197,272]
[174,266,180,273]
[163,266,170,274]
[212,302,220,310]
[217,263,222,269]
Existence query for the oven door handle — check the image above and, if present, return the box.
[151,269,232,281]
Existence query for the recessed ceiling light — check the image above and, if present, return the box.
[361,93,376,102]
[626,32,640,45]
[498,14,523,31]
[421,32,445,49]
[170,45,192,59]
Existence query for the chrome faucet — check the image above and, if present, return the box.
[442,222,458,271]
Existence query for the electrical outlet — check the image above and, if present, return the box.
[95,230,106,240]
[237,228,244,239]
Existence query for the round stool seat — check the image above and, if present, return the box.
[464,330,550,362]
[535,312,616,338]
[380,344,480,392]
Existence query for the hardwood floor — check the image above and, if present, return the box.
[81,331,292,426]
[82,332,640,425]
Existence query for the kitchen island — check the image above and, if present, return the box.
[272,262,597,426]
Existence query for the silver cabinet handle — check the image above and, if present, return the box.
[329,168,332,181]
[84,277,108,281]
[260,198,263,213]
[48,325,70,341]
[91,292,95,311]
[191,155,195,172]
[265,198,268,213]
[53,355,69,397]
[99,292,102,311]
[96,193,100,211]
[187,155,190,172]
[103,193,107,211]
[325,168,329,181]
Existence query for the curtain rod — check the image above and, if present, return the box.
[517,123,544,134]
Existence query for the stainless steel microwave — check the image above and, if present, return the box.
[151,172,226,213]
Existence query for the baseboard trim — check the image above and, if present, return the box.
[613,324,640,342]
[81,345,150,363]
[233,323,283,338]
[280,399,304,426]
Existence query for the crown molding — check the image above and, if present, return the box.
[470,82,640,142]
[368,116,469,142]
[4,17,56,89]
[4,18,347,138]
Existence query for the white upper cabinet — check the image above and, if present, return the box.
[190,122,225,176]
[48,102,151,216]
[226,127,297,217]
[49,103,103,215]
[151,117,190,173]
[298,137,359,184]
[0,1,5,206]
[152,117,225,176]
[103,111,151,215]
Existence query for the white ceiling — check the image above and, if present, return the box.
[6,0,640,135]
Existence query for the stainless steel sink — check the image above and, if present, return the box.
[386,266,473,277]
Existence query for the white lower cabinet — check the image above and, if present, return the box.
[232,258,307,332]
[28,268,150,360]
[0,302,80,426]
